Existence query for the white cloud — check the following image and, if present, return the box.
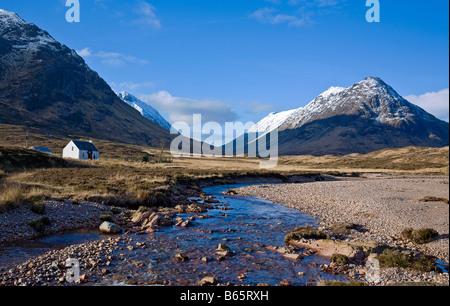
[76,47,92,57]
[405,89,449,122]
[265,0,282,4]
[113,81,155,91]
[238,101,276,114]
[91,0,162,29]
[288,0,341,7]
[250,7,311,27]
[93,0,108,9]
[76,48,150,67]
[134,1,161,29]
[139,91,239,125]
[251,0,344,27]
[97,51,150,66]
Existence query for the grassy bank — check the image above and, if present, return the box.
[1,124,449,214]
[0,146,312,212]
[1,161,307,211]
[278,146,449,174]
[0,146,80,173]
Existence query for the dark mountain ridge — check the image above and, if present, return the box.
[0,9,172,148]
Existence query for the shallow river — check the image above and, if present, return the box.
[0,184,345,285]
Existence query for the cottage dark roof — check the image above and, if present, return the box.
[72,141,99,152]
[32,147,53,154]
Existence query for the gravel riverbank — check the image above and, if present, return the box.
[235,175,449,286]
[0,200,113,245]
[235,175,449,262]
[1,176,448,286]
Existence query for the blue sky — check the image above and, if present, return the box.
[1,0,449,124]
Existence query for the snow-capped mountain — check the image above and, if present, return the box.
[281,77,437,130]
[0,9,80,66]
[118,92,172,131]
[243,77,449,156]
[0,9,23,24]
[251,77,438,133]
[248,109,297,133]
[0,9,173,147]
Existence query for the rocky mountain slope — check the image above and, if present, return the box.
[0,9,173,148]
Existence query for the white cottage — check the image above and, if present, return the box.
[63,140,99,160]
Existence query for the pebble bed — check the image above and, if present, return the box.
[0,200,111,245]
[236,176,450,286]
[1,177,448,286]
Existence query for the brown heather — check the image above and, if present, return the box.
[1,123,449,214]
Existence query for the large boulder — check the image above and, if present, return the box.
[99,222,123,234]
[142,213,173,229]
[200,277,217,286]
[131,211,153,224]
[186,204,207,214]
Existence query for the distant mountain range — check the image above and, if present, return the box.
[0,9,172,147]
[1,9,448,156]
[237,77,449,156]
[117,92,172,131]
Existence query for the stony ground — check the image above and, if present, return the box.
[0,236,128,286]
[1,176,449,286]
[235,175,450,286]
[0,200,112,245]
[236,175,449,262]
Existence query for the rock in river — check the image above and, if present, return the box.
[99,221,123,234]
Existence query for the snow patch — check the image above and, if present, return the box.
[318,86,346,99]
[249,109,298,133]
[0,9,25,26]
[118,92,172,131]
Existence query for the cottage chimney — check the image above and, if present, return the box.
[89,140,93,143]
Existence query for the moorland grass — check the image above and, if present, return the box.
[0,184,49,214]
[1,149,305,212]
[401,228,440,245]
[331,254,350,265]
[376,249,437,272]
[420,196,449,205]
[1,140,448,216]
[285,226,330,243]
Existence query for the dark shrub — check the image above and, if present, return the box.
[29,202,46,215]
[401,228,439,244]
[142,154,151,163]
[137,190,170,207]
[25,195,48,215]
[111,207,122,215]
[100,215,113,222]
[377,249,437,272]
[420,196,449,205]
[331,222,358,236]
[285,227,329,243]
[28,217,51,233]
[331,254,349,265]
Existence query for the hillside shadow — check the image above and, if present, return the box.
[0,146,96,174]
